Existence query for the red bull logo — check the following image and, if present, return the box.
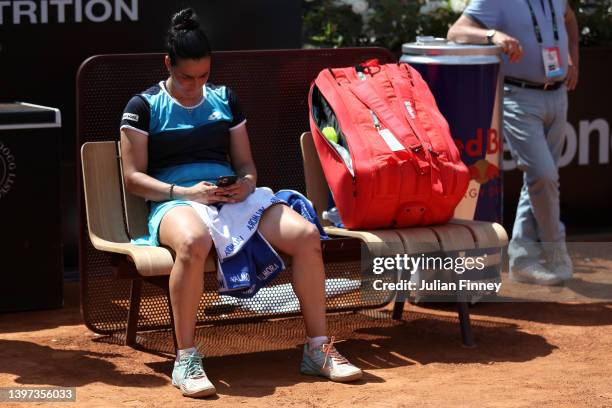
[454,128,501,187]
[454,128,500,157]
[468,159,500,185]
[406,59,502,223]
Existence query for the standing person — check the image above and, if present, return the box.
[120,8,362,398]
[448,0,579,285]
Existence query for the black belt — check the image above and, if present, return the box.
[505,77,564,91]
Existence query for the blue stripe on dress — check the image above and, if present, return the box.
[132,162,235,246]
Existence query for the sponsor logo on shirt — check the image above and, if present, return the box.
[122,113,139,122]
[208,111,222,121]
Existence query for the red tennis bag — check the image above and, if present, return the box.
[308,59,470,229]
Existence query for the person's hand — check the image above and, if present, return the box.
[214,177,255,203]
[565,63,579,91]
[182,181,235,204]
[492,31,523,63]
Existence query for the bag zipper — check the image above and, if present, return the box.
[311,88,355,179]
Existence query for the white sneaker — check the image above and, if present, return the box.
[300,337,363,382]
[171,352,216,398]
[509,263,563,286]
[544,247,573,281]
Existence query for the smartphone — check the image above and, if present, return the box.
[216,175,238,187]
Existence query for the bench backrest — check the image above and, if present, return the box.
[77,48,396,334]
[81,141,129,244]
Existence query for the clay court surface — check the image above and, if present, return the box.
[2,270,612,407]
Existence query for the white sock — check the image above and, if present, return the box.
[176,346,197,361]
[307,336,329,350]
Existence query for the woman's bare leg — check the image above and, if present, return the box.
[159,206,212,350]
[257,204,326,337]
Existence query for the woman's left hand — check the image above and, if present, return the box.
[214,177,254,203]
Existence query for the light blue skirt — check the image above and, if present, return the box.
[132,161,235,246]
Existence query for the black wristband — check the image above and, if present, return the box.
[169,184,176,200]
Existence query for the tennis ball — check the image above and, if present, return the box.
[322,126,339,144]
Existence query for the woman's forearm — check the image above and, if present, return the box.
[235,164,257,185]
[125,171,188,201]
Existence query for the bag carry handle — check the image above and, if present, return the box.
[390,63,445,195]
[349,80,421,151]
[381,63,445,196]
[349,80,433,174]
[385,64,432,150]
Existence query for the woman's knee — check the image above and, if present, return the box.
[174,231,212,265]
[293,223,322,255]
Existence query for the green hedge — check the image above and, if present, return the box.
[302,0,612,51]
[570,0,612,46]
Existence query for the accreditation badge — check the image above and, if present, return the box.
[542,46,565,80]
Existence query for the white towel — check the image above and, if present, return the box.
[189,187,280,259]
[188,187,285,296]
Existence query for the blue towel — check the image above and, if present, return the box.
[217,231,286,298]
[275,189,329,240]
[218,189,328,298]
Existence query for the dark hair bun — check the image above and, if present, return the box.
[166,8,211,65]
[171,8,199,31]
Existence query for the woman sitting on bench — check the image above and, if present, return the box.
[119,8,362,398]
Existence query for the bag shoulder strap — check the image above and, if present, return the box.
[383,64,435,151]
[349,79,422,151]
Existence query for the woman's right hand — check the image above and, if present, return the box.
[180,181,236,204]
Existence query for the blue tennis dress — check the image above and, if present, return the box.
[120,82,326,298]
[120,81,246,246]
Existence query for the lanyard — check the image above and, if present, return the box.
[526,0,559,43]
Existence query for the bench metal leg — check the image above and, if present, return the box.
[142,276,178,354]
[165,288,179,354]
[126,279,142,346]
[457,301,475,348]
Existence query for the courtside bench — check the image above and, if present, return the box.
[77,48,508,350]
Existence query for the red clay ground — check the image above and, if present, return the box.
[2,279,612,408]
